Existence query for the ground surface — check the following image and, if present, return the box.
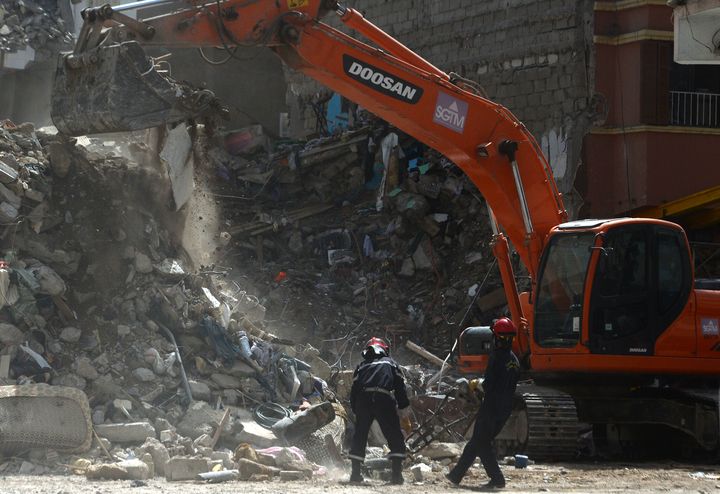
[2,462,719,493]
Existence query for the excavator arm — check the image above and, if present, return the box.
[53,0,567,298]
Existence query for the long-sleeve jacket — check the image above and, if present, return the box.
[350,355,410,410]
[479,347,519,420]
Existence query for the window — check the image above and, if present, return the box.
[657,233,684,313]
[535,233,594,348]
[591,229,649,340]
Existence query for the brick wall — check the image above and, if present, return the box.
[286,0,597,213]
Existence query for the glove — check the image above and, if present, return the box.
[469,378,484,394]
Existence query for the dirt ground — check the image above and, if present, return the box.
[2,462,719,493]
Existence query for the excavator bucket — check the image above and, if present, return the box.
[51,41,219,136]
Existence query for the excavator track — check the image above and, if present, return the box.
[521,387,581,459]
[496,385,580,460]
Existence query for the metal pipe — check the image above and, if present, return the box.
[153,318,193,405]
[114,0,180,13]
[112,9,156,38]
[511,158,534,235]
[486,204,499,237]
[499,140,533,236]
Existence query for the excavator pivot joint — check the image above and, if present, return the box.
[499,139,519,162]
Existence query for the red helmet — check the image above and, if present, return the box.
[365,337,389,355]
[492,317,517,336]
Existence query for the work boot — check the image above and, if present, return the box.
[390,458,404,485]
[479,478,506,490]
[349,459,363,483]
[445,471,461,485]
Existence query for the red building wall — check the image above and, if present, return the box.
[582,2,720,218]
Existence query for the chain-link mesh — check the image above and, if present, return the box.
[293,416,345,466]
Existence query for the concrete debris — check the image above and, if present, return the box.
[0,0,73,67]
[94,422,157,443]
[165,457,209,481]
[410,462,432,482]
[419,442,464,460]
[0,112,508,483]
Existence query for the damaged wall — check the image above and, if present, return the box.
[287,0,597,217]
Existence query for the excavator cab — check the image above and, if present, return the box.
[458,218,708,374]
[534,219,695,359]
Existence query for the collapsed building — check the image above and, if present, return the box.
[0,89,511,481]
[0,0,719,485]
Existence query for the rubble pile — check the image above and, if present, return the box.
[207,115,509,360]
[0,120,359,481]
[0,107,511,483]
[0,0,73,57]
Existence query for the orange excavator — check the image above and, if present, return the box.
[52,0,720,458]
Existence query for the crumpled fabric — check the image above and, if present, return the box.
[255,446,326,475]
[200,315,242,364]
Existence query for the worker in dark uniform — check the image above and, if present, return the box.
[348,337,410,485]
[447,318,520,490]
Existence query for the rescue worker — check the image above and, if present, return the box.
[446,318,520,489]
[348,337,410,484]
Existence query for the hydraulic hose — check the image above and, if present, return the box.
[253,402,290,429]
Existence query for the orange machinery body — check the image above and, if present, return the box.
[459,218,720,378]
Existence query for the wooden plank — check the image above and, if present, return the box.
[405,340,451,369]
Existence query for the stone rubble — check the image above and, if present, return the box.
[0,0,73,60]
[0,113,512,483]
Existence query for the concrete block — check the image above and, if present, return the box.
[188,380,211,402]
[95,422,156,443]
[234,417,277,448]
[138,437,170,476]
[118,458,151,480]
[164,457,209,481]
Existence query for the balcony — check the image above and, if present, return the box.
[669,90,720,127]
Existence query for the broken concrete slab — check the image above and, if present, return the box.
[419,442,463,460]
[94,422,156,443]
[0,322,24,345]
[85,462,130,480]
[176,401,225,440]
[188,380,211,402]
[118,458,151,480]
[59,326,81,343]
[234,410,277,448]
[164,457,209,481]
[160,125,194,211]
